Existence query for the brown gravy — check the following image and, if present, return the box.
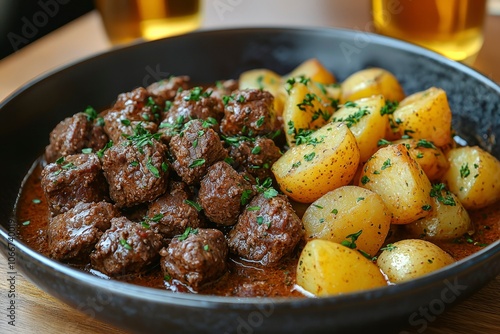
[16,161,500,297]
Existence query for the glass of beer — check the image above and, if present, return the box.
[95,0,201,45]
[372,0,487,63]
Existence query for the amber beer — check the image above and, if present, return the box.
[372,0,486,62]
[95,0,201,44]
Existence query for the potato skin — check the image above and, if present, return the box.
[392,138,449,182]
[392,87,452,148]
[442,146,500,210]
[405,191,473,241]
[297,239,387,296]
[341,67,405,103]
[360,144,433,224]
[285,58,336,84]
[376,239,455,283]
[272,122,360,203]
[302,186,390,256]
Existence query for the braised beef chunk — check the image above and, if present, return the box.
[112,87,160,123]
[103,110,158,144]
[103,87,161,143]
[41,154,109,216]
[146,76,191,106]
[228,136,282,180]
[169,119,228,185]
[206,79,238,99]
[227,193,303,266]
[147,181,204,239]
[160,228,228,289]
[220,89,276,137]
[90,217,163,276]
[158,87,223,144]
[101,129,168,208]
[45,111,108,163]
[48,202,119,262]
[198,161,255,226]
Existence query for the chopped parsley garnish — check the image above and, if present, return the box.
[256,116,265,127]
[304,152,315,162]
[184,199,202,212]
[81,148,93,154]
[84,106,98,121]
[361,175,370,185]
[164,100,173,112]
[331,208,338,214]
[189,159,205,168]
[380,244,397,251]
[380,100,399,115]
[119,239,132,250]
[203,244,210,251]
[341,230,362,249]
[32,199,41,204]
[422,204,432,211]
[460,163,471,179]
[183,87,212,101]
[22,220,30,226]
[146,157,160,178]
[202,117,218,128]
[121,119,131,126]
[381,158,392,170]
[130,161,139,167]
[247,206,260,211]
[430,183,456,206]
[312,204,323,209]
[123,123,161,153]
[297,93,316,111]
[55,156,65,165]
[178,227,198,241]
[416,139,436,149]
[377,139,392,147]
[333,108,370,128]
[343,101,358,108]
[251,146,261,154]
[161,162,168,172]
[96,141,113,158]
[240,189,253,206]
[255,177,279,199]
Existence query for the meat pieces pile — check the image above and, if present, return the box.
[41,76,303,291]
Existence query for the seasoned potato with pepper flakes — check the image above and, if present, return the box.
[272,122,360,203]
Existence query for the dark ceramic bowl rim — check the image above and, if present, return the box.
[1,26,499,310]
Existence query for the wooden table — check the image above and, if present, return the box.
[1,1,499,333]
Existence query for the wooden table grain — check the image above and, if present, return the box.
[1,1,499,333]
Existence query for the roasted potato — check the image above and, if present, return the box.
[331,95,388,162]
[376,239,455,283]
[283,78,337,147]
[405,189,473,241]
[340,67,405,103]
[297,239,387,296]
[392,138,449,182]
[272,122,360,203]
[392,87,452,148]
[302,186,391,257]
[285,58,336,84]
[359,144,433,224]
[442,146,500,209]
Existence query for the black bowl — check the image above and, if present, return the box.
[1,27,499,334]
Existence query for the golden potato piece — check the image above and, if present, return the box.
[442,146,500,209]
[392,138,449,182]
[405,190,473,241]
[376,239,455,283]
[302,185,391,256]
[283,78,336,147]
[331,95,388,162]
[392,87,452,148]
[272,122,360,203]
[359,144,433,224]
[341,67,405,103]
[297,239,387,296]
[285,58,336,84]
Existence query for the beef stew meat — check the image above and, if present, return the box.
[169,119,228,185]
[160,228,228,289]
[111,87,161,123]
[48,202,120,262]
[104,111,158,144]
[90,217,163,277]
[41,153,109,216]
[198,161,256,226]
[45,111,108,163]
[220,89,277,137]
[147,181,205,239]
[101,127,169,208]
[227,193,304,266]
[228,136,282,180]
[146,75,191,107]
